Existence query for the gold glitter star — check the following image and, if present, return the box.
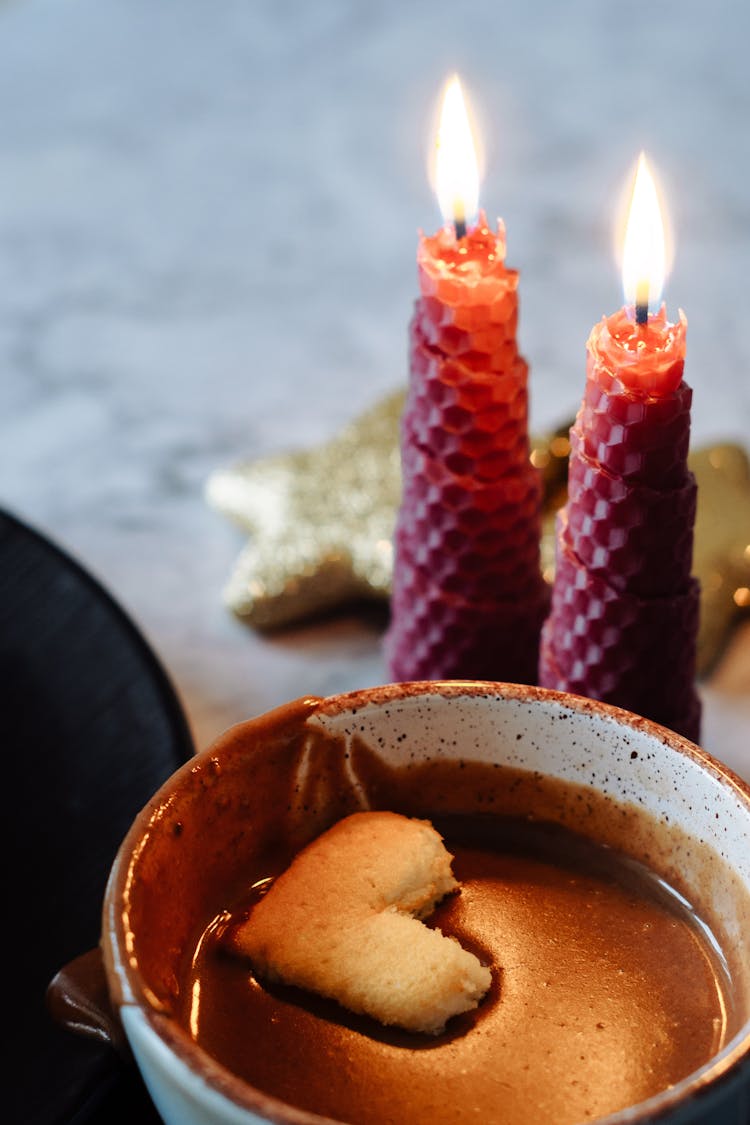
[207,393,750,673]
[205,392,403,629]
[689,443,750,675]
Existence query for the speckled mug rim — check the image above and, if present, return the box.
[103,681,750,1125]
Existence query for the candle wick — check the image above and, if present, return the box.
[635,300,648,326]
[454,217,467,241]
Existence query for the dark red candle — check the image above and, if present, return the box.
[540,155,701,742]
[386,77,547,684]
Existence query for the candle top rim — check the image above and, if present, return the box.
[418,212,508,268]
[588,306,687,397]
[416,214,519,305]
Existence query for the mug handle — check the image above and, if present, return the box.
[47,947,128,1055]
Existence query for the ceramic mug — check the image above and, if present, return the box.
[53,682,750,1124]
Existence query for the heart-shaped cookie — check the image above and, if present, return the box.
[230,811,491,1034]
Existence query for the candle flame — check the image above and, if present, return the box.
[620,152,669,316]
[432,75,481,231]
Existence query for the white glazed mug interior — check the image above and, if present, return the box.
[102,682,750,1125]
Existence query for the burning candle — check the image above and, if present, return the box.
[540,154,701,742]
[386,76,547,684]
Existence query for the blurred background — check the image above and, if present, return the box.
[1,0,748,753]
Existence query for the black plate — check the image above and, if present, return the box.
[3,509,194,1125]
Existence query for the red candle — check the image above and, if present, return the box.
[540,154,701,742]
[386,77,547,684]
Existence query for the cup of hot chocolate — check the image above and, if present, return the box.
[53,683,750,1125]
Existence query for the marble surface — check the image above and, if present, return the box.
[1,0,748,772]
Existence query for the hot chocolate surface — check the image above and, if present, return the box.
[181,810,731,1125]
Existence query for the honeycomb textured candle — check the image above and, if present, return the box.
[386,216,547,684]
[539,307,701,743]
